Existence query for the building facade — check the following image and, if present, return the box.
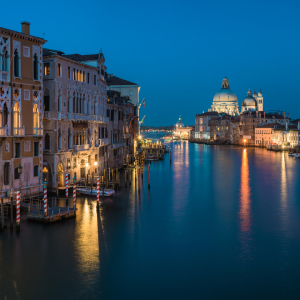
[42,49,109,189]
[0,22,46,196]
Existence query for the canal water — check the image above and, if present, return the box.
[1,137,300,299]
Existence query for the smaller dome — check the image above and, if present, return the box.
[253,90,257,96]
[242,88,257,106]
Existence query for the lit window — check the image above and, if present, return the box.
[44,63,50,76]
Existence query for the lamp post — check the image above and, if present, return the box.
[243,139,246,147]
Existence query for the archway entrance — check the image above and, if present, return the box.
[57,162,63,187]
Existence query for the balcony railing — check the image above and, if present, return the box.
[57,112,65,120]
[99,138,109,146]
[0,127,9,136]
[111,142,125,149]
[33,127,43,136]
[0,72,8,81]
[14,127,25,137]
[73,144,90,152]
[43,112,52,119]
[67,113,75,120]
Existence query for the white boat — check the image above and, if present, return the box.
[76,187,115,197]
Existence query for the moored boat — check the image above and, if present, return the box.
[76,187,115,197]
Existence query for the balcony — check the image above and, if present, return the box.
[73,144,90,152]
[14,127,25,137]
[111,142,125,149]
[33,127,43,136]
[99,138,109,146]
[57,112,65,120]
[43,112,52,119]
[0,127,9,137]
[67,113,75,120]
[0,72,8,81]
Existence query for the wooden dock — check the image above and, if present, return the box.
[27,206,76,223]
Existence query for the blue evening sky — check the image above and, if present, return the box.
[3,0,300,126]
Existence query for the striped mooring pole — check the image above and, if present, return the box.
[16,190,20,231]
[73,175,76,213]
[65,173,68,198]
[44,180,47,216]
[97,177,100,207]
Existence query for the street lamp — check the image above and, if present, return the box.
[243,139,246,147]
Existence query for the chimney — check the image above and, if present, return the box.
[287,113,289,118]
[264,111,266,118]
[286,120,288,131]
[284,112,286,120]
[298,121,300,130]
[21,21,30,35]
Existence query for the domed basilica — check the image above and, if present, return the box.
[210,75,263,116]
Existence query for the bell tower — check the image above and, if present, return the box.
[257,89,263,111]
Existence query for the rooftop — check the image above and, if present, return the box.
[107,75,138,86]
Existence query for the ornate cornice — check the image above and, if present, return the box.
[0,27,46,44]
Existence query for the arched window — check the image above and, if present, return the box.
[58,128,62,150]
[14,102,20,129]
[68,92,71,113]
[44,89,50,111]
[33,103,39,129]
[2,50,9,72]
[33,165,39,177]
[2,102,8,127]
[73,92,76,113]
[45,133,50,150]
[68,128,72,149]
[14,49,20,77]
[87,95,91,115]
[33,54,39,80]
[83,96,87,114]
[58,89,62,112]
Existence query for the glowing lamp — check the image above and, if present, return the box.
[85,163,88,167]
[94,161,97,166]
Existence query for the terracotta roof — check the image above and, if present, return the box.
[196,112,219,117]
[63,53,103,61]
[107,75,138,86]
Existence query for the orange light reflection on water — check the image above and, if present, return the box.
[239,149,251,233]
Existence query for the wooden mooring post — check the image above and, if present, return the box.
[148,164,150,189]
[10,189,13,229]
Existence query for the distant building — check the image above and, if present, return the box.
[255,122,300,148]
[195,111,219,140]
[173,116,192,139]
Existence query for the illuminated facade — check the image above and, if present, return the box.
[0,22,46,196]
[42,50,109,189]
[210,75,239,116]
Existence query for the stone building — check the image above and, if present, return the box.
[194,111,218,140]
[0,22,46,196]
[210,75,239,116]
[106,91,126,169]
[42,49,109,189]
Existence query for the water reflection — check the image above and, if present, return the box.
[280,153,288,233]
[74,199,100,280]
[239,149,252,245]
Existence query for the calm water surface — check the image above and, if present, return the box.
[1,137,300,299]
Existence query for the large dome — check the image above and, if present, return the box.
[213,75,238,103]
[213,89,238,103]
